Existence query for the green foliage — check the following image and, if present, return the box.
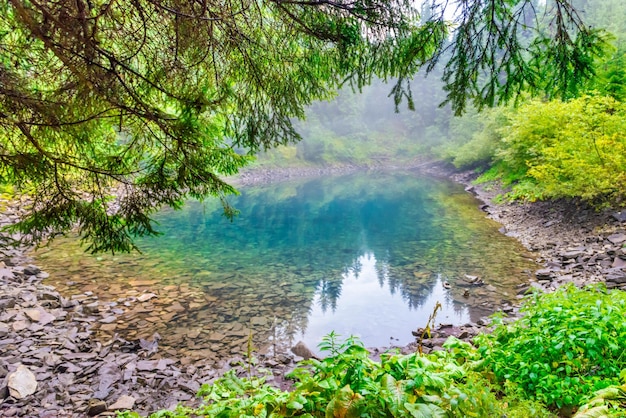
[254,78,451,168]
[470,95,626,205]
[1,0,448,252]
[131,333,535,418]
[117,409,194,418]
[574,0,626,101]
[523,96,626,204]
[117,286,626,418]
[287,333,494,417]
[459,0,626,206]
[440,0,610,115]
[195,371,294,417]
[575,373,626,418]
[0,0,607,252]
[439,107,507,170]
[588,45,626,101]
[475,284,626,411]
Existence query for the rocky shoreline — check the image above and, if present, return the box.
[0,243,303,416]
[449,168,626,293]
[2,165,626,417]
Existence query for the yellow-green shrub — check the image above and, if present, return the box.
[487,95,626,205]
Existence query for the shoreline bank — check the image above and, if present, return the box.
[2,163,626,416]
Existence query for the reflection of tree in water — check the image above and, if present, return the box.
[345,255,363,277]
[375,256,389,288]
[386,269,437,309]
[313,250,440,316]
[316,277,343,313]
[36,172,536,357]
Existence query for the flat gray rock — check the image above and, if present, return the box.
[7,364,37,399]
[24,308,56,325]
[108,394,136,411]
[607,233,626,245]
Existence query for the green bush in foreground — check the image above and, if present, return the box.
[118,285,626,418]
[118,335,548,417]
[475,284,626,411]
[574,375,626,417]
[195,334,503,417]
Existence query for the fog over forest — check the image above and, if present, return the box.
[256,74,455,167]
[255,0,626,171]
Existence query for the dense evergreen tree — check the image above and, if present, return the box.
[575,0,626,100]
[0,0,607,251]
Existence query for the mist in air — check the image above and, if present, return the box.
[257,74,457,167]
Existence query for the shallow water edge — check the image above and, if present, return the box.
[34,169,537,360]
[2,163,626,416]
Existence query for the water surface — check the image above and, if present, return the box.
[36,171,536,361]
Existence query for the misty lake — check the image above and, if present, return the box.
[36,170,537,361]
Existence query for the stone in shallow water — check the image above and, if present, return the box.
[166,302,186,312]
[128,279,159,287]
[291,341,317,360]
[100,323,117,332]
[186,329,201,339]
[145,317,161,323]
[160,312,176,322]
[137,293,158,302]
[250,316,268,326]
[208,332,226,341]
[99,315,117,324]
[7,364,37,399]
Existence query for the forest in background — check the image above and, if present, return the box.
[256,0,626,207]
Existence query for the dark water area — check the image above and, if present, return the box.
[36,171,537,361]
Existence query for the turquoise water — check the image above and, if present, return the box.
[38,171,536,360]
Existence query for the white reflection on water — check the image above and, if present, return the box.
[300,253,470,351]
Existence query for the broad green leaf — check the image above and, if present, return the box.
[404,402,447,418]
[325,385,364,418]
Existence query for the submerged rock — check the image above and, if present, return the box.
[137,293,158,302]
